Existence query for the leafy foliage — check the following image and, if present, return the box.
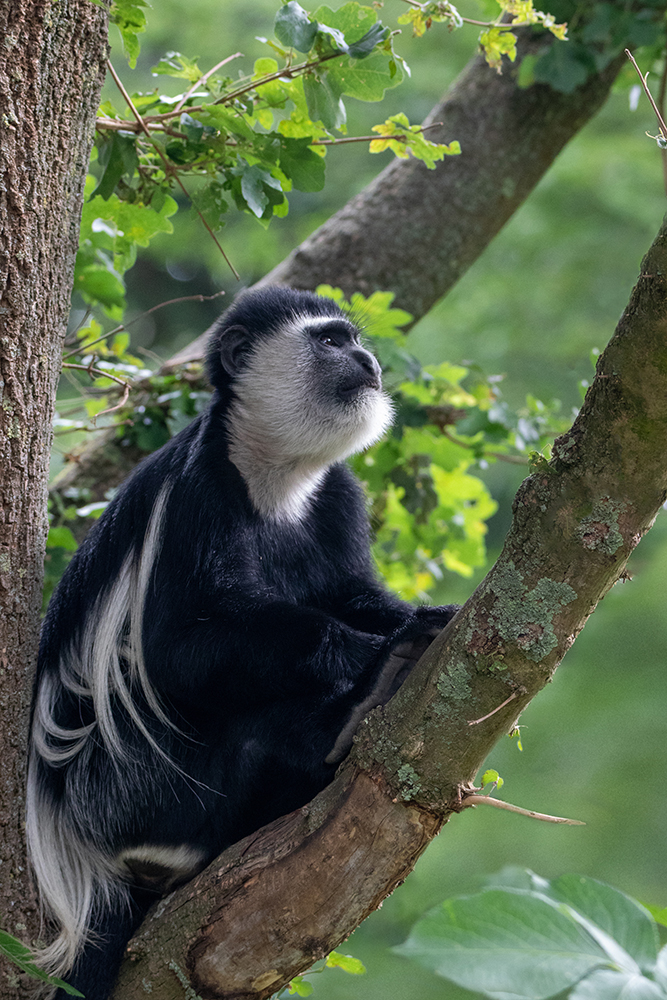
[396,870,667,1000]
[398,0,567,71]
[91,0,446,249]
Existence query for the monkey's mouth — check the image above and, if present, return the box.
[338,377,381,401]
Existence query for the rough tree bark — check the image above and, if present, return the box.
[0,2,108,996]
[50,36,627,504]
[110,216,667,1000]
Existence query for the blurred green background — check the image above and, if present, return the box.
[92,3,667,997]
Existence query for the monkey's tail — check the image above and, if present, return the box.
[51,887,155,1000]
[25,765,132,995]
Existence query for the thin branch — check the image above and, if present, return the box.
[173,52,244,114]
[106,59,240,280]
[657,56,667,198]
[461,795,585,826]
[141,51,342,125]
[63,291,226,359]
[468,691,520,726]
[625,49,667,145]
[441,428,530,465]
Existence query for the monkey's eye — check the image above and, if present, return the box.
[318,333,338,347]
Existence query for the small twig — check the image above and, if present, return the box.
[211,50,342,107]
[95,117,188,138]
[625,49,667,148]
[174,52,243,114]
[468,691,520,726]
[63,291,226,359]
[140,51,343,126]
[62,363,131,420]
[62,361,130,394]
[106,59,239,280]
[441,428,529,466]
[657,57,667,198]
[313,123,443,146]
[461,794,585,826]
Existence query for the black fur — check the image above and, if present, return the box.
[29,288,457,999]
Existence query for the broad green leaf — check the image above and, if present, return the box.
[327,49,402,103]
[110,0,148,68]
[274,2,318,52]
[569,970,666,1000]
[288,976,314,996]
[395,889,611,999]
[303,73,346,130]
[94,132,139,200]
[549,875,659,974]
[151,50,202,82]
[179,112,216,145]
[73,264,125,313]
[240,163,283,218]
[347,22,388,59]
[312,3,378,43]
[325,951,366,974]
[533,40,594,94]
[279,137,325,192]
[47,527,78,552]
[478,26,517,71]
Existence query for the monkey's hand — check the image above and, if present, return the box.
[325,607,458,765]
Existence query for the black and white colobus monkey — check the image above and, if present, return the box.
[28,287,457,999]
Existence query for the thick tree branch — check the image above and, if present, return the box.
[111,219,667,1000]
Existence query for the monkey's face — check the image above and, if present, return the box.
[226,313,393,471]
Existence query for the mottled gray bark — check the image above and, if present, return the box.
[0,2,108,995]
[111,219,667,1000]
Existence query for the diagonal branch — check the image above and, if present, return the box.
[111,215,667,1000]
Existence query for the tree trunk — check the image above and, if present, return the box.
[0,1,108,995]
[111,218,667,999]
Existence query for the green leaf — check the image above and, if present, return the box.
[274,2,318,52]
[179,112,217,145]
[93,132,139,200]
[239,163,283,218]
[151,51,202,81]
[533,40,594,94]
[569,970,666,1000]
[325,951,366,974]
[0,929,84,996]
[347,22,388,59]
[327,49,402,103]
[312,3,377,43]
[110,0,149,68]
[279,137,325,192]
[288,976,314,996]
[481,768,503,790]
[47,526,78,551]
[395,889,612,999]
[303,72,346,129]
[549,875,659,974]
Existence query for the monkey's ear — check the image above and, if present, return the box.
[218,325,251,376]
